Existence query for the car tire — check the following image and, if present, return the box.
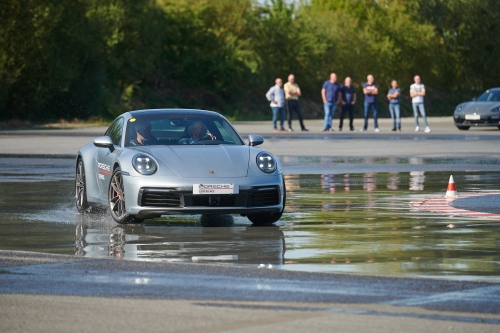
[456,126,470,130]
[108,167,144,224]
[247,180,286,225]
[75,159,97,214]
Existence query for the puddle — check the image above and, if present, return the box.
[1,169,500,281]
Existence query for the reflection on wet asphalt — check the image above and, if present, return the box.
[1,157,500,282]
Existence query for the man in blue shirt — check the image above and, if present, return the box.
[362,74,379,132]
[265,78,286,131]
[387,80,401,131]
[339,77,356,131]
[321,73,341,131]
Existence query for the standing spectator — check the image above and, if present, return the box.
[339,77,356,131]
[321,73,341,131]
[266,78,286,132]
[410,75,430,132]
[387,80,401,132]
[284,74,308,132]
[362,74,379,132]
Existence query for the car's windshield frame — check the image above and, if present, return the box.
[477,90,500,102]
[123,114,245,147]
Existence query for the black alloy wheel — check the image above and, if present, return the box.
[75,159,90,213]
[108,167,144,224]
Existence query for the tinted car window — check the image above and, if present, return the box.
[124,114,244,147]
[477,90,500,102]
[105,118,124,146]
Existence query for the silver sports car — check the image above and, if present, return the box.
[453,88,500,130]
[75,109,285,225]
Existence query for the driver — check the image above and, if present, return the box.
[179,120,216,144]
[130,119,159,146]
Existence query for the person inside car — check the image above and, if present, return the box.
[179,120,216,144]
[130,120,159,146]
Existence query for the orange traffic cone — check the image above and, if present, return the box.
[445,175,458,198]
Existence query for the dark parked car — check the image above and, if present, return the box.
[453,88,500,130]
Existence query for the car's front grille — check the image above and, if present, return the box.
[139,188,181,207]
[138,186,281,208]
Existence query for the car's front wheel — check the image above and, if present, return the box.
[75,159,92,213]
[247,181,286,225]
[456,125,470,130]
[108,167,144,224]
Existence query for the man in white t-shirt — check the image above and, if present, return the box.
[410,75,430,132]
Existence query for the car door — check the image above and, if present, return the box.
[96,117,124,200]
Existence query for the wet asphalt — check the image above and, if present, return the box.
[1,118,500,331]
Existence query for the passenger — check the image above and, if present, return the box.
[179,120,216,144]
[130,120,159,146]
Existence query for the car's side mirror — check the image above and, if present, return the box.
[248,134,264,147]
[472,97,477,102]
[93,136,115,152]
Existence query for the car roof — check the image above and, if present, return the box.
[128,109,223,118]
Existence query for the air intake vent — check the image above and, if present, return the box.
[139,188,181,207]
[245,186,280,207]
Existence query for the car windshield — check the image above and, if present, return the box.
[124,114,245,147]
[477,90,500,102]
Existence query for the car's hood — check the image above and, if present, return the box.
[144,145,250,178]
[461,102,500,113]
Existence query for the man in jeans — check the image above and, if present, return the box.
[265,78,286,132]
[362,74,379,132]
[321,73,341,131]
[284,74,308,132]
[387,80,401,131]
[410,75,431,132]
[339,76,356,131]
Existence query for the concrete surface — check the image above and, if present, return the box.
[1,250,500,333]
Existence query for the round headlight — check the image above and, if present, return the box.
[256,152,277,173]
[132,154,157,175]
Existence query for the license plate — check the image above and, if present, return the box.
[193,184,238,195]
[465,114,480,120]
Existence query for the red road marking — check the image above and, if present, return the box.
[410,192,500,220]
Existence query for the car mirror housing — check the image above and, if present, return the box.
[93,136,115,152]
[248,134,264,147]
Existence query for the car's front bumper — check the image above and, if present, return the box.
[122,175,284,218]
[454,115,500,127]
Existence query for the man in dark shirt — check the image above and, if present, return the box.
[387,79,401,131]
[321,73,341,131]
[339,77,356,131]
[130,120,159,146]
[362,74,379,132]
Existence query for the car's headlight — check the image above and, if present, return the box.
[454,104,463,113]
[490,106,500,112]
[256,152,277,173]
[132,154,157,175]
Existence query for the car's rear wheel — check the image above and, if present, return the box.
[247,181,286,225]
[108,167,144,224]
[75,159,91,213]
[456,126,470,130]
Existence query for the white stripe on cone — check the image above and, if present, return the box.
[445,175,458,198]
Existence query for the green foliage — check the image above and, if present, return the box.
[0,0,498,122]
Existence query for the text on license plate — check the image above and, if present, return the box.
[193,184,238,195]
[465,114,481,120]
